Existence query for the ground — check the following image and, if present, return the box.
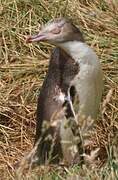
[0,0,118,179]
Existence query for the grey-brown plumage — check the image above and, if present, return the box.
[35,47,79,164]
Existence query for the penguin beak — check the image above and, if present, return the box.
[26,31,47,43]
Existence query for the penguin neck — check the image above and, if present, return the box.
[58,41,89,63]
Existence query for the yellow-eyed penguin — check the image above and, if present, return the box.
[26,18,103,165]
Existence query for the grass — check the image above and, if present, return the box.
[0,0,118,179]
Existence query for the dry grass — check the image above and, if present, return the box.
[0,0,118,179]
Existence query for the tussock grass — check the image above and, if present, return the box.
[0,0,118,179]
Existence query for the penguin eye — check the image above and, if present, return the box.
[50,28,61,34]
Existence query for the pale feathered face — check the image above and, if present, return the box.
[26,18,84,44]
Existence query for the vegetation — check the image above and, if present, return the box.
[0,0,118,179]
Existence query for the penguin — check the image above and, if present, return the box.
[26,17,103,165]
